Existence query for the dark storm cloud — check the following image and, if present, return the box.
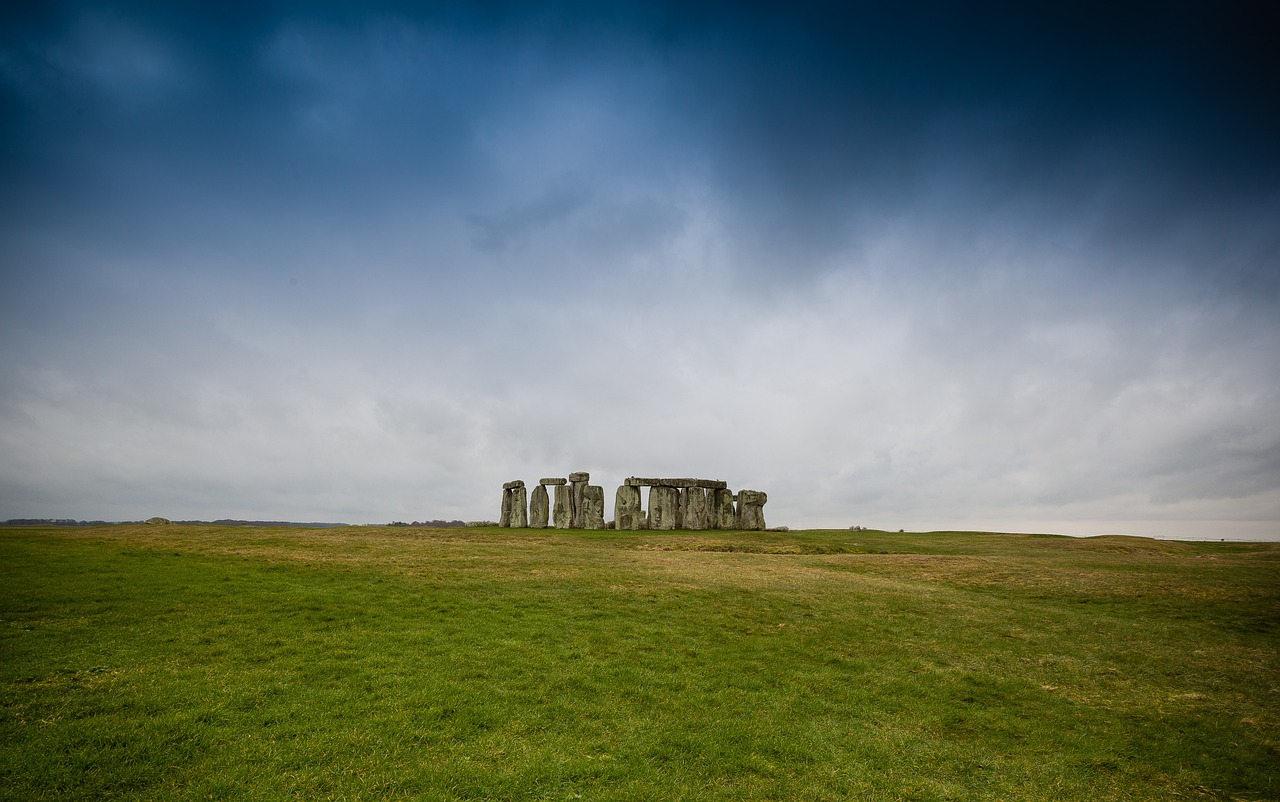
[663,1,1280,279]
[5,0,1275,273]
[1,4,483,234]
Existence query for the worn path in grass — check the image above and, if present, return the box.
[2,525,1277,801]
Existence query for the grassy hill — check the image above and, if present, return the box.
[2,525,1276,800]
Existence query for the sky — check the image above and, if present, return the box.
[2,1,1278,538]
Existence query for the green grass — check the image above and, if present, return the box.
[2,525,1277,801]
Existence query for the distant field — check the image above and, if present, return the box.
[2,525,1277,801]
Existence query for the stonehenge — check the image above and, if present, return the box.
[499,473,768,531]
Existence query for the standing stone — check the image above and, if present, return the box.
[582,485,606,529]
[615,484,645,530]
[681,487,708,530]
[500,480,525,528]
[553,483,572,529]
[569,471,589,529]
[648,486,681,530]
[737,490,767,531]
[754,490,767,531]
[529,484,549,528]
[509,485,528,528]
[711,488,736,529]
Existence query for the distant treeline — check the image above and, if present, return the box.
[5,518,348,528]
[7,518,481,529]
[5,518,112,526]
[182,520,350,528]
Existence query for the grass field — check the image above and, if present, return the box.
[1,524,1277,801]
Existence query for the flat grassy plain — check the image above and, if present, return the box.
[1,525,1277,801]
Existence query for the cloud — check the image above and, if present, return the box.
[0,1,1276,537]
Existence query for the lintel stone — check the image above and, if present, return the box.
[540,477,567,486]
[624,477,727,489]
[502,479,525,490]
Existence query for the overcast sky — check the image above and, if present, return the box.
[2,1,1277,537]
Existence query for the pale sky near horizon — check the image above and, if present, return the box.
[2,1,1278,539]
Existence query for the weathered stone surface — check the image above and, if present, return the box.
[624,477,727,489]
[500,487,513,527]
[509,485,528,527]
[582,485,606,529]
[568,471,590,483]
[502,479,525,490]
[529,484,549,528]
[615,484,645,530]
[648,485,681,530]
[552,483,571,529]
[737,489,767,531]
[540,477,567,486]
[711,488,736,529]
[681,487,708,530]
[570,479,586,529]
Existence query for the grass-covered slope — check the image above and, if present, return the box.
[2,525,1276,801]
